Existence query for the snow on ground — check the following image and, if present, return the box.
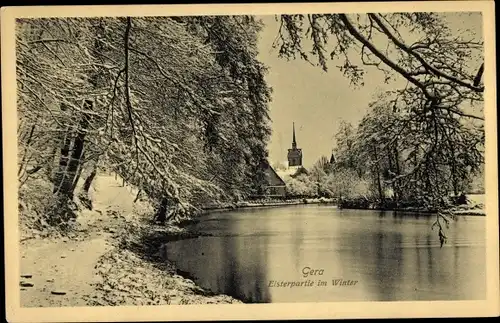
[467,194,485,206]
[19,174,239,307]
[19,175,139,307]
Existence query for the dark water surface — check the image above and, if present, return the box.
[166,205,486,303]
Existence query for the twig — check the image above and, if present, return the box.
[123,17,140,180]
[368,13,484,93]
[339,14,433,99]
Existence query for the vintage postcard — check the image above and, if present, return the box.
[2,1,499,321]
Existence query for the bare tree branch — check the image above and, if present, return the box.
[123,17,140,179]
[368,13,484,93]
[338,14,433,98]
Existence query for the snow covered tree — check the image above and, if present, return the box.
[274,13,484,100]
[17,15,273,226]
[276,12,484,207]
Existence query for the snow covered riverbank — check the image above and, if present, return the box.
[86,218,241,306]
[201,197,335,212]
[19,175,241,307]
[336,194,485,216]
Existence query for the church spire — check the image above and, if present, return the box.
[287,121,302,167]
[330,151,336,164]
[292,122,297,149]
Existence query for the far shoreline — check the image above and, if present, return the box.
[174,197,485,230]
[188,197,485,222]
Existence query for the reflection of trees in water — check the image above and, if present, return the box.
[374,230,404,300]
[338,211,486,300]
[391,211,405,224]
[290,213,305,272]
[415,236,423,286]
[215,229,271,303]
[218,236,239,298]
[339,212,404,301]
[173,209,485,302]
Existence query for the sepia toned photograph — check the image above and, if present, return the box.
[2,1,498,321]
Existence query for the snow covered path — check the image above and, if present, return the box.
[19,175,137,307]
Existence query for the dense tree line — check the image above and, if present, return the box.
[284,98,484,206]
[283,100,483,246]
[17,16,272,226]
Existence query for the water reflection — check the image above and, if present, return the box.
[166,209,273,303]
[166,205,486,303]
[338,210,485,301]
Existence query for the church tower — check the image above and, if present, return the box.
[287,122,303,166]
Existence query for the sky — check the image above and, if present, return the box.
[255,13,483,168]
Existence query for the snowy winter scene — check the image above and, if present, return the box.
[5,3,496,318]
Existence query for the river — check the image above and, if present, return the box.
[166,204,486,303]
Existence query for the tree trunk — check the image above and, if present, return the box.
[71,152,86,193]
[55,100,92,199]
[71,19,104,201]
[386,148,396,197]
[50,21,103,223]
[18,124,36,177]
[77,162,97,210]
[134,189,142,203]
[53,104,72,194]
[387,147,401,202]
[393,146,402,201]
[46,144,58,181]
[376,171,383,202]
[82,164,97,194]
[154,197,168,224]
[449,145,459,196]
[372,145,384,203]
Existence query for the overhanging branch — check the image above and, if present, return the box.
[338,14,433,99]
[368,13,484,93]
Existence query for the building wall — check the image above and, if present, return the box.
[287,148,303,166]
[263,163,287,197]
[265,166,285,187]
[267,186,286,197]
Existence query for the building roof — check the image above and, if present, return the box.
[263,161,286,187]
[276,165,308,179]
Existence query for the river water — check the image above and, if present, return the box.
[166,204,486,303]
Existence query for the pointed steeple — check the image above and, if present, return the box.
[330,151,336,164]
[287,121,302,167]
[292,122,297,149]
